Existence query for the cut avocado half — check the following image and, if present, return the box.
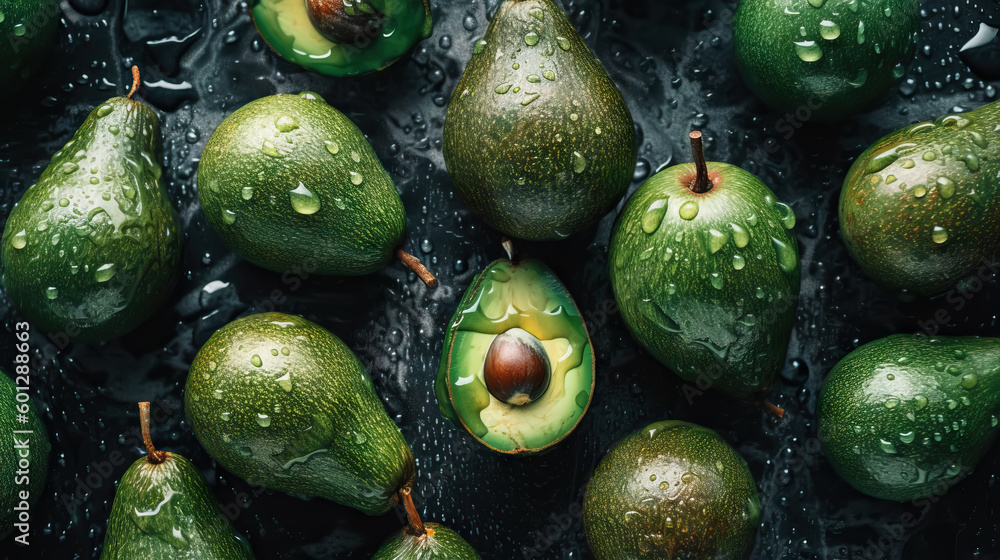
[249,0,432,77]
[436,258,595,454]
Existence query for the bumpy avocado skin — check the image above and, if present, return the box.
[734,0,919,121]
[100,453,256,559]
[583,421,761,560]
[1,96,182,341]
[435,258,595,454]
[0,371,51,541]
[609,162,800,400]
[443,0,636,241]
[818,334,1000,501]
[185,312,415,516]
[839,102,1000,295]
[198,93,406,276]
[372,523,482,560]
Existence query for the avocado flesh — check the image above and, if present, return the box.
[442,0,637,241]
[197,93,406,276]
[583,421,760,560]
[249,0,431,77]
[839,102,1000,295]
[436,259,595,454]
[0,372,51,541]
[373,523,482,560]
[818,334,1000,501]
[609,162,800,400]
[185,312,416,516]
[1,95,182,341]
[100,453,256,559]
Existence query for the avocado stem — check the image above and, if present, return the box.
[396,249,438,288]
[688,131,712,194]
[127,66,140,100]
[399,487,427,538]
[760,399,785,419]
[501,237,516,261]
[139,401,168,464]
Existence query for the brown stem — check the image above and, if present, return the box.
[501,237,516,261]
[397,249,438,288]
[399,487,427,538]
[760,399,785,419]
[139,401,168,464]
[127,66,140,99]
[688,131,712,194]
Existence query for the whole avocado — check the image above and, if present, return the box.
[839,101,1000,295]
[0,0,60,98]
[734,0,919,121]
[443,0,637,240]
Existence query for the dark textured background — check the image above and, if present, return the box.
[1,0,999,558]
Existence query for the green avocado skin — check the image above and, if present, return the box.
[0,0,59,98]
[583,421,760,560]
[443,0,637,241]
[198,93,406,276]
[818,334,1000,502]
[185,312,416,516]
[839,102,1000,295]
[609,162,800,400]
[372,523,482,560]
[0,371,51,541]
[100,453,255,559]
[1,97,182,341]
[734,0,919,121]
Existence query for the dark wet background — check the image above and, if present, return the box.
[1,0,999,558]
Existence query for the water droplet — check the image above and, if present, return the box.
[755,287,765,299]
[887,373,895,380]
[251,354,263,367]
[732,254,746,270]
[710,273,723,290]
[473,39,487,54]
[794,40,823,62]
[256,413,271,427]
[848,68,868,87]
[261,140,282,157]
[543,70,556,81]
[892,63,905,79]
[220,412,231,421]
[963,154,980,172]
[774,202,796,229]
[819,20,841,40]
[108,125,120,135]
[289,183,321,215]
[495,83,513,94]
[97,105,113,117]
[931,226,948,244]
[960,373,978,389]
[937,177,956,199]
[946,463,961,477]
[570,113,580,122]
[679,201,699,220]
[277,373,292,392]
[95,263,116,283]
[807,0,825,6]
[324,141,340,155]
[61,162,79,175]
[879,439,897,454]
[222,209,236,225]
[521,92,541,106]
[992,416,998,427]
[641,199,668,234]
[241,186,253,200]
[901,159,915,169]
[46,287,58,300]
[524,32,539,46]
[884,397,899,409]
[771,237,797,273]
[350,171,364,185]
[913,185,927,198]
[659,481,669,490]
[731,223,750,248]
[333,197,346,210]
[529,7,543,20]
[707,229,728,253]
[899,431,915,444]
[11,230,27,249]
[922,151,937,161]
[526,74,541,83]
[556,36,570,50]
[275,116,299,132]
[857,21,866,44]
[573,152,587,173]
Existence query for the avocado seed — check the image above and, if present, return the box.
[484,328,551,406]
[305,0,384,45]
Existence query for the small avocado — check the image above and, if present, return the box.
[0,371,50,542]
[734,0,919,121]
[1,68,182,341]
[249,0,432,76]
[442,0,637,241]
[839,101,1000,295]
[185,312,416,516]
[436,243,594,454]
[0,0,59,98]
[818,334,1000,501]
[372,489,482,560]
[609,133,799,409]
[583,421,761,560]
[101,403,255,559]
[198,92,435,286]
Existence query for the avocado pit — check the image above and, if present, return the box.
[305,0,384,44]
[484,328,551,406]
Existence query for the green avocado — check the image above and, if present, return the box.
[0,0,60,98]
[184,312,416,516]
[734,0,919,121]
[435,254,594,454]
[442,0,637,241]
[0,371,51,542]
[839,101,1000,295]
[1,70,182,341]
[818,334,1000,501]
[249,0,431,76]
[198,92,424,279]
[373,523,481,560]
[583,421,761,560]
[609,134,799,404]
[101,404,255,559]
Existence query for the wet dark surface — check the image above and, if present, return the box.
[1,0,1000,558]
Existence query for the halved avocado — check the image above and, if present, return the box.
[249,0,432,77]
[435,257,595,454]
